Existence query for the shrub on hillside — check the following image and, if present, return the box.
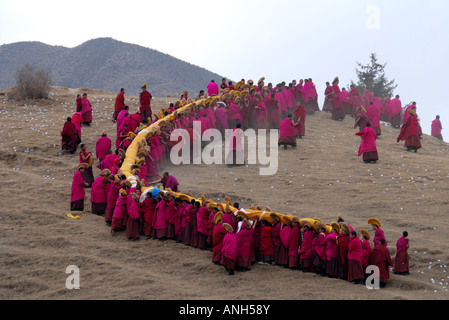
[10,64,53,100]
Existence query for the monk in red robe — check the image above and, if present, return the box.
[125,192,141,240]
[322,82,333,112]
[76,94,82,112]
[139,83,152,123]
[288,217,301,269]
[299,221,314,272]
[338,223,351,280]
[236,218,256,271]
[293,102,306,138]
[325,222,340,278]
[312,222,327,275]
[394,231,410,275]
[79,144,94,187]
[212,212,226,265]
[259,219,274,264]
[367,101,381,136]
[397,108,422,152]
[370,238,393,288]
[113,88,125,121]
[331,77,345,120]
[61,117,78,154]
[348,85,361,117]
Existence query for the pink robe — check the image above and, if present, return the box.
[355,126,377,156]
[95,136,112,161]
[71,171,85,202]
[279,118,296,138]
[431,119,443,138]
[81,97,92,122]
[222,232,238,260]
[196,207,210,236]
[91,176,108,204]
[112,194,128,220]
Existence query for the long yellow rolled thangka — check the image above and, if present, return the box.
[118,92,334,233]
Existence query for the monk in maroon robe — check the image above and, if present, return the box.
[139,83,152,123]
[370,238,393,288]
[113,88,125,121]
[394,231,410,275]
[61,117,78,154]
[397,108,422,152]
[288,217,301,269]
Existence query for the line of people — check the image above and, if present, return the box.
[68,76,414,289]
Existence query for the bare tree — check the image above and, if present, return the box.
[11,64,53,100]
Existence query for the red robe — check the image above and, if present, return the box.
[370,243,393,284]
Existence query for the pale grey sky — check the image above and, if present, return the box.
[1,0,448,136]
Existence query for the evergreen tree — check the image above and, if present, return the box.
[350,53,397,98]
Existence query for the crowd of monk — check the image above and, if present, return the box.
[65,76,423,288]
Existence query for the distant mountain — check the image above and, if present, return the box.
[0,37,227,97]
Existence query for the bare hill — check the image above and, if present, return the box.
[1,87,449,300]
[0,38,226,97]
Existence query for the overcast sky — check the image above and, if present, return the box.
[1,0,448,137]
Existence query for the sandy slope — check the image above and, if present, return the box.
[1,87,448,300]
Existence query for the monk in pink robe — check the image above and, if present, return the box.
[91,172,111,216]
[80,93,92,126]
[431,116,443,140]
[111,189,128,233]
[389,95,402,128]
[312,226,327,275]
[325,229,340,278]
[394,231,410,275]
[95,132,111,163]
[299,225,314,271]
[220,223,238,275]
[151,196,166,239]
[355,123,378,163]
[347,231,364,284]
[271,215,282,265]
[116,107,129,131]
[70,164,89,211]
[367,102,381,136]
[129,112,141,132]
[278,115,298,149]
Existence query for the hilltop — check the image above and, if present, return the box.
[0,38,226,97]
[0,86,449,300]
